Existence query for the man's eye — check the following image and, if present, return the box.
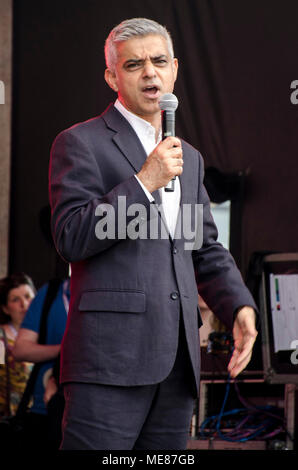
[126,63,140,69]
[154,59,167,65]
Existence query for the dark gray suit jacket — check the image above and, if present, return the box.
[49,104,256,393]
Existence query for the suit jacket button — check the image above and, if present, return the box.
[170,292,179,300]
[173,247,178,254]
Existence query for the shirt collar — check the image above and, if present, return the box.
[114,99,161,142]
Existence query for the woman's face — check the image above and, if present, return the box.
[2,284,35,327]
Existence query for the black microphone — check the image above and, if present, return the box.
[159,93,179,192]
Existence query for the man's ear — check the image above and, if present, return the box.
[172,58,178,83]
[105,68,118,92]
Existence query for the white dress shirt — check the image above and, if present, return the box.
[114,99,181,238]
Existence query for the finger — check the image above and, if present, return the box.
[174,166,184,176]
[228,346,251,371]
[173,158,184,167]
[235,337,256,364]
[228,340,255,377]
[228,352,252,378]
[169,147,183,159]
[228,335,255,367]
[227,348,240,371]
[164,136,181,148]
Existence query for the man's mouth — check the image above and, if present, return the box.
[142,85,160,99]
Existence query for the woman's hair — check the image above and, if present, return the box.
[105,18,174,73]
[0,273,36,324]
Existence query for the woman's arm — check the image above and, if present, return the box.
[12,328,60,362]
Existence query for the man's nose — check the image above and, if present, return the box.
[142,60,156,78]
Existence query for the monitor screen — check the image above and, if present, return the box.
[269,273,298,353]
[261,253,298,381]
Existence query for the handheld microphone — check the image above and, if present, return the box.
[159,93,179,192]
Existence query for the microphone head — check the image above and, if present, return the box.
[158,93,178,112]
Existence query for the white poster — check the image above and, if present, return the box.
[269,274,298,352]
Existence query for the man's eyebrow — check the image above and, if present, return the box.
[151,55,168,60]
[123,55,169,66]
[123,58,143,66]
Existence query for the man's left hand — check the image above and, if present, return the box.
[227,306,258,378]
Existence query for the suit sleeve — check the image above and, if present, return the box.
[192,152,257,330]
[49,128,153,263]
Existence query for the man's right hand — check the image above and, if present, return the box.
[137,136,183,193]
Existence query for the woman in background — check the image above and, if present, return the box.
[0,273,36,416]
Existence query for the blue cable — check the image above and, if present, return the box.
[215,372,231,434]
[198,372,284,442]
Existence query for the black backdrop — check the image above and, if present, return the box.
[10,0,298,288]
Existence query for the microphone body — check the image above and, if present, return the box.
[161,109,176,139]
[159,93,179,192]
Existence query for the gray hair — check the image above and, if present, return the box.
[105,18,174,72]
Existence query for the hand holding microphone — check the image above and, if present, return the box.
[137,93,183,194]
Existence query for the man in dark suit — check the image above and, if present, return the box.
[49,18,257,450]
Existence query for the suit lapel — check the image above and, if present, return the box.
[102,105,162,207]
[102,105,147,172]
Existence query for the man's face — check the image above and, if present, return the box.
[105,34,178,124]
